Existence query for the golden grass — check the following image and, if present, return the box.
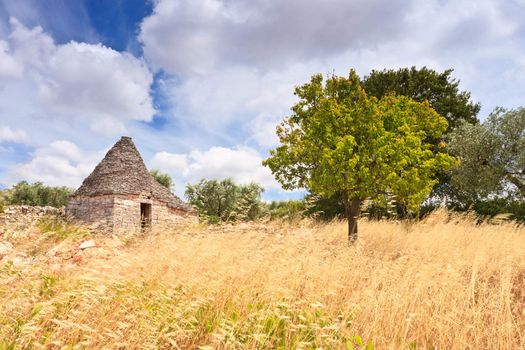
[1,211,525,349]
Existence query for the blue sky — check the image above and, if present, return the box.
[0,0,524,199]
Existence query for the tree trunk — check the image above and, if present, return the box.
[343,194,362,243]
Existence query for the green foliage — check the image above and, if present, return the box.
[267,200,305,221]
[362,66,480,130]
[303,193,345,221]
[7,181,72,207]
[309,67,481,219]
[471,199,525,223]
[304,193,404,221]
[448,106,525,200]
[185,178,266,223]
[263,70,458,237]
[149,169,174,190]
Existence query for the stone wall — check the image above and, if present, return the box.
[68,194,197,234]
[0,205,64,229]
[66,195,114,232]
[113,195,197,234]
[112,196,141,233]
[152,203,198,232]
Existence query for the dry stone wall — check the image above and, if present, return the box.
[113,196,141,233]
[0,205,64,229]
[66,195,114,232]
[113,195,197,234]
[67,194,197,235]
[153,204,198,232]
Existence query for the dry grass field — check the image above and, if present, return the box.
[1,211,525,349]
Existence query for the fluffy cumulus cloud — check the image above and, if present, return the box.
[164,63,314,146]
[150,146,281,195]
[10,140,104,188]
[140,0,525,138]
[139,0,410,75]
[0,126,28,143]
[0,18,155,136]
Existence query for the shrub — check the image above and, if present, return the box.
[471,198,525,223]
[268,200,305,221]
[7,181,72,207]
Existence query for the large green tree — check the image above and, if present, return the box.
[448,107,525,200]
[263,70,457,241]
[310,67,481,218]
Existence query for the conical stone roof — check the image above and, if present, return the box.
[72,136,194,212]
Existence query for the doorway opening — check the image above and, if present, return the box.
[140,203,152,231]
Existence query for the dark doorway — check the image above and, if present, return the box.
[140,203,152,231]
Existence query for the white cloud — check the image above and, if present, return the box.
[0,126,28,143]
[0,18,155,135]
[10,140,104,187]
[162,63,315,147]
[151,151,189,176]
[150,146,281,195]
[143,0,525,147]
[0,40,23,77]
[139,0,410,75]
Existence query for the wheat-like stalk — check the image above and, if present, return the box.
[1,211,524,349]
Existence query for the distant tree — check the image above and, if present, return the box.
[448,107,525,200]
[150,169,173,190]
[7,181,72,207]
[263,70,457,241]
[185,178,266,223]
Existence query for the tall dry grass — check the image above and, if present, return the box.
[1,210,525,349]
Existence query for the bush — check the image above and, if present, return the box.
[471,199,525,223]
[267,200,305,221]
[7,181,73,207]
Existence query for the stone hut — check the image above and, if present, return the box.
[67,136,197,233]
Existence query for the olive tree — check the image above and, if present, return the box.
[185,178,266,223]
[448,107,525,200]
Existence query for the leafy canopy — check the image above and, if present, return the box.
[308,67,480,219]
[448,106,525,200]
[362,66,480,130]
[263,70,458,212]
